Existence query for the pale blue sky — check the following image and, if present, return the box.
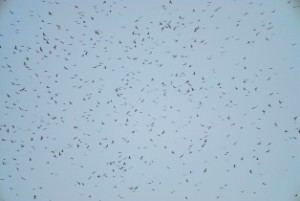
[0,0,300,201]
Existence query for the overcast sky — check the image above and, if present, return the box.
[0,0,300,201]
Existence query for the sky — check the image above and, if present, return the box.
[0,0,300,201]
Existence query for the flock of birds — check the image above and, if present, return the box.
[0,0,300,201]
